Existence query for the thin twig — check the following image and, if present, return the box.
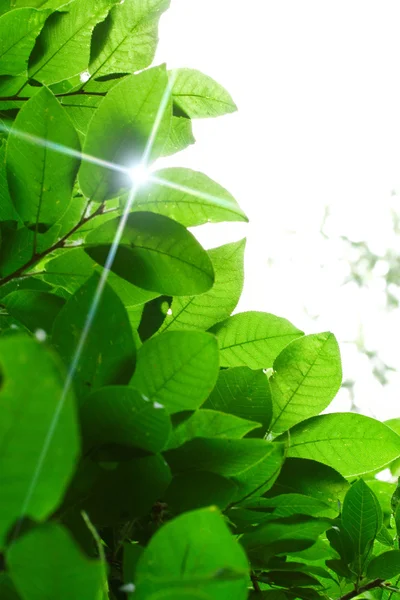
[339,578,385,600]
[251,571,261,593]
[0,90,107,103]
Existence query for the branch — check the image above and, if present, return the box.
[0,90,107,102]
[250,571,261,594]
[339,578,385,600]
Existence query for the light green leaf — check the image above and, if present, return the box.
[269,332,342,434]
[85,212,214,296]
[161,115,195,157]
[367,550,400,580]
[167,409,261,450]
[131,330,219,414]
[210,311,304,369]
[89,0,169,79]
[52,273,136,401]
[79,66,171,202]
[0,8,49,76]
[134,507,249,600]
[165,437,281,478]
[172,68,237,118]
[159,240,245,332]
[203,366,273,437]
[277,413,400,478]
[232,442,285,501]
[28,0,114,84]
[0,335,79,549]
[129,168,247,226]
[80,385,171,454]
[6,87,80,232]
[342,478,382,556]
[12,0,73,7]
[7,523,107,600]
[1,289,64,333]
[59,94,102,136]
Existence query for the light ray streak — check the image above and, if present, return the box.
[0,122,129,175]
[149,174,244,213]
[13,70,177,537]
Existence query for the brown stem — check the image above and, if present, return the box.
[251,571,261,593]
[0,90,107,103]
[339,578,385,600]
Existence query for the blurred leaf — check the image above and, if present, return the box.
[131,330,219,414]
[210,311,303,369]
[164,471,238,513]
[1,290,64,333]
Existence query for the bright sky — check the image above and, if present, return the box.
[155,1,400,421]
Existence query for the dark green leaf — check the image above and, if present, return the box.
[6,87,80,232]
[367,550,400,580]
[0,335,79,549]
[231,442,285,501]
[131,330,219,414]
[52,273,136,400]
[0,140,18,221]
[134,507,249,600]
[203,366,273,437]
[210,311,304,369]
[268,332,342,434]
[276,413,400,478]
[1,290,64,333]
[164,471,238,513]
[172,69,237,118]
[242,494,337,519]
[85,212,214,296]
[0,573,20,600]
[342,479,382,556]
[80,385,171,454]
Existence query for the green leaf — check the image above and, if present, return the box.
[28,0,114,85]
[89,0,169,79]
[242,494,338,519]
[165,437,281,478]
[276,413,400,478]
[268,332,342,434]
[85,212,214,296]
[52,273,136,401]
[129,168,247,226]
[130,330,219,414]
[79,385,171,454]
[203,366,273,437]
[164,471,238,513]
[12,0,74,7]
[158,239,245,332]
[6,87,80,233]
[342,479,382,557]
[0,8,49,76]
[241,516,332,568]
[0,335,79,549]
[166,409,261,450]
[79,66,171,202]
[267,457,349,507]
[367,550,400,580]
[0,573,21,600]
[7,523,107,600]
[59,93,103,137]
[161,115,195,157]
[134,507,249,600]
[0,140,18,221]
[210,311,304,369]
[1,290,64,333]
[172,69,237,118]
[231,442,285,501]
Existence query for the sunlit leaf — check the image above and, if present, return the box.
[131,330,219,414]
[0,335,79,549]
[172,68,237,118]
[210,311,304,369]
[161,115,195,156]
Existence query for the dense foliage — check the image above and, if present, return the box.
[1,1,400,599]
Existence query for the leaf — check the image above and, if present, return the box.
[52,273,136,401]
[240,516,332,568]
[130,168,247,226]
[79,385,171,454]
[0,8,49,76]
[242,494,338,519]
[130,330,219,414]
[210,311,304,369]
[231,442,285,501]
[6,87,80,233]
[268,332,342,434]
[367,550,400,580]
[89,0,169,79]
[86,212,215,296]
[0,574,19,600]
[0,139,18,221]
[161,115,195,157]
[0,335,79,549]
[166,409,261,450]
[172,69,237,118]
[341,479,382,558]
[59,93,103,137]
[203,366,273,437]
[7,523,107,600]
[164,471,238,513]
[134,507,249,600]
[164,437,281,478]
[276,413,400,478]
[1,290,65,333]
[79,66,171,202]
[158,239,245,332]
[28,0,114,85]
[266,457,349,508]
